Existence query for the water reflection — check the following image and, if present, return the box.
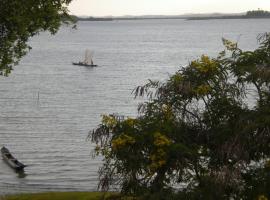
[16,170,27,178]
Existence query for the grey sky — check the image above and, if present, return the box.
[69,0,270,16]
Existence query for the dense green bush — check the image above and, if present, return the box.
[92,34,270,199]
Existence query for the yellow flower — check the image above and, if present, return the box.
[149,133,171,171]
[149,150,167,171]
[194,84,211,96]
[191,55,218,73]
[125,117,137,127]
[222,38,238,51]
[154,132,171,147]
[257,195,268,200]
[111,134,135,150]
[102,115,117,128]
[161,104,173,119]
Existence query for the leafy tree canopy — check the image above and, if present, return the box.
[0,0,74,76]
[92,33,270,199]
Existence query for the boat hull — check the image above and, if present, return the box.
[72,62,98,67]
[1,147,25,171]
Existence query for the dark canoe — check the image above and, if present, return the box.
[72,62,98,67]
[1,147,26,171]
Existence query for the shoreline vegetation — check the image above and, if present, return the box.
[1,192,127,200]
[74,9,270,21]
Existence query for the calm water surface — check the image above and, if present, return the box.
[0,19,269,194]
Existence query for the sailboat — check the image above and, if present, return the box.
[73,50,98,67]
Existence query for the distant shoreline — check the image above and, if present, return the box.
[76,16,186,21]
[76,17,114,21]
[187,15,270,20]
[74,10,270,21]
[76,16,270,21]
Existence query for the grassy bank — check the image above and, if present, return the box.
[1,192,124,200]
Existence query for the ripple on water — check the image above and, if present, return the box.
[0,19,269,194]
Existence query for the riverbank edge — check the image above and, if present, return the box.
[0,191,129,200]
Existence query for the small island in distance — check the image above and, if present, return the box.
[187,9,270,20]
[73,9,270,21]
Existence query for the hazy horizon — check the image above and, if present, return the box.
[69,0,270,17]
[72,11,246,18]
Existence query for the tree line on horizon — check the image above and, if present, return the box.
[72,9,270,21]
[246,9,270,17]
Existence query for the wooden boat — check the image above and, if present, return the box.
[1,146,26,170]
[72,61,97,67]
[73,50,98,67]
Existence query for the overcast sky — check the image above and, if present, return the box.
[68,0,270,16]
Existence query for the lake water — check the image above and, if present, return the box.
[0,18,269,194]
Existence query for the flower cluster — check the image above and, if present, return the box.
[111,134,135,150]
[191,55,218,74]
[124,117,137,127]
[149,149,167,171]
[194,84,211,96]
[153,132,171,147]
[222,38,238,51]
[102,115,117,128]
[149,132,172,171]
[257,195,268,200]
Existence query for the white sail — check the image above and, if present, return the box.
[83,49,94,64]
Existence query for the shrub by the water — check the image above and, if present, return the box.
[92,33,270,199]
